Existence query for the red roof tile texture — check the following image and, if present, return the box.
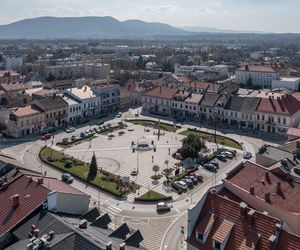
[256,94,300,116]
[0,175,49,237]
[226,161,300,213]
[187,192,279,250]
[276,230,300,250]
[143,85,178,99]
[237,65,277,73]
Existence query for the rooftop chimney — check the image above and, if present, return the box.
[119,243,126,250]
[38,178,43,185]
[106,241,112,250]
[265,172,270,183]
[239,202,248,217]
[48,231,55,241]
[28,176,33,182]
[12,194,20,208]
[247,209,255,224]
[249,186,255,195]
[276,181,281,193]
[79,219,87,229]
[269,234,277,250]
[265,192,271,203]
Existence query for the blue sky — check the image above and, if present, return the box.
[0,0,297,32]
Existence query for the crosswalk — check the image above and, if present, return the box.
[104,205,122,217]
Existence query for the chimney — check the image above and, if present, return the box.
[249,186,255,195]
[261,177,265,185]
[28,176,33,182]
[79,219,87,229]
[38,178,43,184]
[265,192,271,203]
[269,234,277,250]
[119,243,126,250]
[265,172,270,183]
[12,194,20,208]
[247,209,255,224]
[48,231,55,241]
[106,241,112,250]
[239,202,248,217]
[276,181,281,193]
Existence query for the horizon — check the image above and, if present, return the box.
[0,0,298,33]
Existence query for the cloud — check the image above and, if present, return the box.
[141,5,178,13]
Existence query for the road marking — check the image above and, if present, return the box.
[175,208,180,214]
[105,205,122,215]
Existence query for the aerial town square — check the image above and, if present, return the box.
[0,1,300,250]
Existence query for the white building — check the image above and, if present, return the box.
[175,64,228,76]
[272,77,300,91]
[60,94,82,123]
[236,65,280,87]
[5,57,23,71]
[63,86,101,119]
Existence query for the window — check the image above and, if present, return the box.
[214,240,221,250]
[283,118,286,124]
[196,232,204,242]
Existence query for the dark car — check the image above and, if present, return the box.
[226,149,237,157]
[210,160,219,168]
[41,133,51,140]
[203,164,217,172]
[61,173,74,184]
[217,154,227,162]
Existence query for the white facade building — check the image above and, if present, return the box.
[272,77,300,91]
[175,64,228,76]
[236,65,280,87]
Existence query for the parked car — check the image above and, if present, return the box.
[217,154,227,162]
[210,160,219,168]
[65,126,75,133]
[181,177,194,187]
[224,151,234,159]
[188,176,198,184]
[41,134,51,140]
[189,173,203,182]
[204,163,217,172]
[116,112,122,118]
[243,151,253,159]
[80,132,87,138]
[61,173,74,184]
[174,181,187,191]
[97,120,104,125]
[226,149,237,157]
[94,128,101,133]
[156,202,171,212]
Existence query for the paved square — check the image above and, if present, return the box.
[62,123,185,198]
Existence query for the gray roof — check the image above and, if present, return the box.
[200,93,220,107]
[225,96,260,113]
[259,145,294,163]
[79,207,100,223]
[34,95,68,111]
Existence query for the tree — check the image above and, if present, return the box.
[152,165,160,179]
[88,153,98,180]
[179,134,207,159]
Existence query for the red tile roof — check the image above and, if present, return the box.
[287,127,300,138]
[30,176,89,196]
[143,85,178,99]
[256,94,300,116]
[226,161,300,213]
[212,219,235,244]
[196,213,215,234]
[187,191,280,250]
[0,82,25,92]
[237,65,277,73]
[11,105,42,118]
[0,175,49,237]
[181,80,210,90]
[276,230,300,250]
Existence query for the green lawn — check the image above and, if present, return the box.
[128,119,180,132]
[39,147,133,196]
[179,129,241,150]
[135,190,172,201]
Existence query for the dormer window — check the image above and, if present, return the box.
[197,232,204,242]
[213,240,221,250]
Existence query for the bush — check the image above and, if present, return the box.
[64,160,73,168]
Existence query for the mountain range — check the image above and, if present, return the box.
[0,16,190,39]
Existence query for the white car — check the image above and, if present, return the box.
[65,126,75,133]
[156,202,171,212]
[116,112,122,118]
[174,180,187,190]
[243,151,252,159]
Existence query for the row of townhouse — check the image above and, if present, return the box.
[142,84,300,136]
[0,84,121,137]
